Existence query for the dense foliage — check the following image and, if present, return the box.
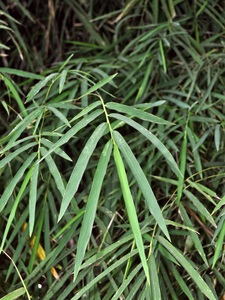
[0,1,225,299]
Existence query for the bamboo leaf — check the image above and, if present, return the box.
[26,73,58,102]
[157,236,217,300]
[214,124,220,151]
[0,67,44,79]
[0,163,34,251]
[113,130,170,240]
[179,203,208,266]
[39,108,103,162]
[0,142,36,168]
[2,75,27,117]
[106,102,173,125]
[0,109,41,154]
[113,143,150,285]
[41,138,72,161]
[0,153,36,213]
[0,288,26,300]
[212,215,225,268]
[59,69,68,93]
[47,106,71,128]
[79,73,117,99]
[149,253,161,299]
[184,190,216,227]
[29,163,39,236]
[73,140,112,281]
[58,122,107,221]
[110,113,181,177]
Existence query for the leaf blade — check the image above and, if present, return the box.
[73,140,112,281]
[113,130,170,240]
[58,122,107,221]
[113,143,150,285]
[157,236,217,300]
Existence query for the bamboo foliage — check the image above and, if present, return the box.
[0,1,224,299]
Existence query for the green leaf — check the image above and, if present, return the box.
[58,54,74,72]
[179,203,208,266]
[0,109,41,153]
[41,147,65,197]
[39,108,103,162]
[29,163,39,236]
[113,130,170,240]
[0,67,44,79]
[212,195,225,214]
[59,69,68,93]
[106,102,173,125]
[177,116,188,204]
[113,142,150,285]
[214,124,220,151]
[58,122,107,221]
[149,253,161,299]
[157,236,217,300]
[71,249,139,300]
[167,261,195,300]
[79,73,117,99]
[0,153,36,213]
[184,190,216,227]
[2,75,27,117]
[47,106,71,127]
[0,142,36,168]
[111,263,143,300]
[212,215,225,268]
[70,100,101,122]
[26,73,58,102]
[159,39,167,73]
[73,140,112,281]
[41,138,72,161]
[110,113,181,177]
[0,288,26,300]
[136,61,153,101]
[0,162,34,251]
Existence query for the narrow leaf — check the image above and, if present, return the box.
[41,147,65,196]
[58,122,107,221]
[106,102,173,125]
[0,165,33,251]
[113,143,150,285]
[110,113,181,177]
[0,288,26,300]
[2,76,27,117]
[212,215,225,268]
[26,73,58,102]
[29,163,39,236]
[179,203,208,266]
[73,140,112,281]
[136,61,152,101]
[184,190,216,227]
[149,253,161,300]
[79,73,117,99]
[41,138,72,161]
[177,119,188,204]
[113,131,170,240]
[159,39,167,73]
[0,109,41,154]
[39,109,103,162]
[0,142,36,168]
[214,124,220,151]
[59,69,68,93]
[157,236,217,300]
[48,106,71,128]
[0,153,36,212]
[0,67,44,79]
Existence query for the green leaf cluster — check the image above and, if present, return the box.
[0,1,225,299]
